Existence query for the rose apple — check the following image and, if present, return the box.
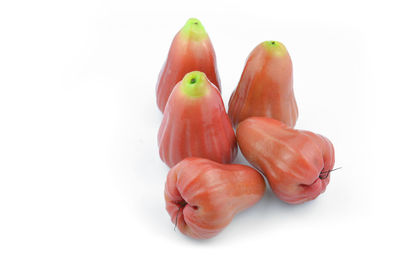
[237,117,335,204]
[228,41,298,127]
[156,18,220,112]
[164,157,266,239]
[158,71,237,168]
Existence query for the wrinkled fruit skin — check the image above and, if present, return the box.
[165,157,266,239]
[158,71,237,168]
[156,18,220,113]
[228,41,298,127]
[237,117,335,204]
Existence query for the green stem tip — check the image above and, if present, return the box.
[180,18,208,41]
[181,71,209,98]
[262,41,288,56]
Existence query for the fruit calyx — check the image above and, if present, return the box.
[173,199,199,231]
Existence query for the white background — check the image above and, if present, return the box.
[0,0,399,264]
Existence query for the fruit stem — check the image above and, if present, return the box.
[262,40,287,56]
[181,71,209,98]
[319,167,342,179]
[180,18,208,41]
[174,201,187,231]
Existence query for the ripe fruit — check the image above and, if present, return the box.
[228,41,298,127]
[165,157,266,239]
[156,18,220,113]
[236,117,335,204]
[158,71,237,168]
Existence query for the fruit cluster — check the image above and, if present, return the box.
[155,18,336,239]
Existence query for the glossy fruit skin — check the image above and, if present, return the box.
[158,71,237,168]
[165,157,266,239]
[156,18,220,113]
[236,117,335,204]
[228,41,298,127]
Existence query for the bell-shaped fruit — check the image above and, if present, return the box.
[165,157,266,239]
[158,71,237,168]
[228,41,298,127]
[236,117,335,204]
[156,18,221,113]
